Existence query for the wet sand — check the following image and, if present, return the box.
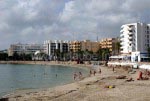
[2,63,150,101]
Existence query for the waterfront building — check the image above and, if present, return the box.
[0,49,8,54]
[44,40,69,60]
[69,40,81,53]
[100,38,118,55]
[8,43,45,56]
[120,22,150,62]
[81,40,99,53]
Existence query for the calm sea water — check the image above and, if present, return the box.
[0,64,88,97]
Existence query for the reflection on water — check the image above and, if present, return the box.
[0,64,88,97]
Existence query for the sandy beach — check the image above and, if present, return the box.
[1,61,150,101]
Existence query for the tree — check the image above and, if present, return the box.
[24,54,32,60]
[0,53,8,60]
[115,41,121,55]
[54,49,60,60]
[97,48,110,61]
[96,48,102,60]
[13,52,19,60]
[83,49,92,60]
[77,50,84,59]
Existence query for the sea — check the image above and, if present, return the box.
[0,64,88,97]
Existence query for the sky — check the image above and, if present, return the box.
[0,0,150,50]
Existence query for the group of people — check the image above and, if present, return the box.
[73,67,102,80]
[89,68,101,76]
[73,72,83,80]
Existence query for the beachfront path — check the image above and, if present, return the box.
[5,66,150,101]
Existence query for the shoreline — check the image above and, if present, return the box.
[0,60,93,99]
[0,60,94,69]
[2,61,150,100]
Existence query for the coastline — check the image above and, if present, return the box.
[0,61,93,69]
[2,61,150,101]
[0,60,92,99]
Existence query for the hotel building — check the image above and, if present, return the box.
[44,40,69,57]
[69,41,81,53]
[8,43,45,56]
[81,40,99,53]
[120,22,150,62]
[100,38,118,55]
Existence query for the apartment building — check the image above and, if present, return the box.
[69,41,81,53]
[100,38,118,54]
[8,43,45,56]
[44,40,69,57]
[120,22,150,62]
[81,40,99,53]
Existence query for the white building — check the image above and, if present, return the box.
[8,43,45,56]
[120,22,150,62]
[44,40,69,60]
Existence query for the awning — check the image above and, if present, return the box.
[139,65,150,70]
[109,55,131,59]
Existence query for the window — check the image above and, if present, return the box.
[147,26,149,30]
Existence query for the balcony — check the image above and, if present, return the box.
[120,42,124,45]
[120,34,124,37]
[128,40,133,43]
[121,25,126,28]
[120,38,124,41]
[128,37,133,40]
[128,32,133,35]
[120,30,124,33]
[120,46,124,49]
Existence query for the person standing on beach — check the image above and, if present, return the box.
[90,70,92,76]
[79,72,82,79]
[73,72,78,80]
[99,68,101,74]
[93,70,96,76]
[113,67,115,72]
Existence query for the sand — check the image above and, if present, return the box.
[1,62,150,101]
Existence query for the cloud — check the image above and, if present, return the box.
[59,1,75,22]
[0,0,150,49]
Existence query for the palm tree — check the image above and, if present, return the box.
[84,49,93,60]
[55,49,60,61]
[77,50,83,59]
[115,41,121,55]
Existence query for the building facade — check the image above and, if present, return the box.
[100,38,118,54]
[69,41,81,53]
[120,22,150,62]
[8,43,45,56]
[81,40,99,53]
[44,40,69,58]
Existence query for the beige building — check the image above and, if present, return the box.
[69,41,81,52]
[81,40,99,53]
[100,38,119,54]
